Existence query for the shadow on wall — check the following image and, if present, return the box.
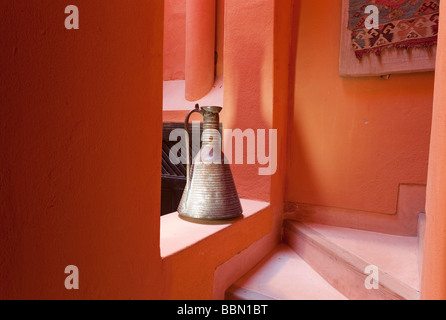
[221,0,276,202]
[223,40,271,201]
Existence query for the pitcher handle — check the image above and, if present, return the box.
[184,104,202,189]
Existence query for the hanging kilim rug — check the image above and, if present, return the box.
[349,0,440,59]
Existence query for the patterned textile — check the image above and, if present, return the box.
[349,0,440,59]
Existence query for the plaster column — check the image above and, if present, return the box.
[185,0,216,101]
[421,3,446,299]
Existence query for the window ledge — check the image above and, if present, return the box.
[160,199,270,258]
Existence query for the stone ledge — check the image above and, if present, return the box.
[160,199,270,258]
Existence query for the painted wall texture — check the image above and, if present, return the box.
[162,0,224,111]
[164,0,186,81]
[0,0,164,299]
[287,0,434,215]
[164,0,434,216]
[2,0,444,301]
[163,0,276,202]
[421,1,446,300]
[222,0,275,202]
[163,0,224,82]
[185,0,216,101]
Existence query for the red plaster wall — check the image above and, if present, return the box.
[421,1,446,300]
[222,0,275,202]
[286,0,434,215]
[163,0,224,82]
[164,0,186,81]
[0,0,164,299]
[163,0,276,203]
[216,0,225,78]
[272,0,294,206]
[185,0,216,101]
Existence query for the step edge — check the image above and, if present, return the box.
[225,284,277,301]
[225,244,348,300]
[284,220,420,300]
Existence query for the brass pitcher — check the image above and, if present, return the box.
[178,104,243,223]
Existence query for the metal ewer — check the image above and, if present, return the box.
[177,104,243,224]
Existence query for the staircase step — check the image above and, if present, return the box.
[283,220,420,300]
[225,244,348,300]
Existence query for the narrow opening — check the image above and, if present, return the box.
[161,0,225,216]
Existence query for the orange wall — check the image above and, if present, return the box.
[163,0,224,82]
[164,0,278,203]
[185,0,216,101]
[286,0,434,214]
[162,203,275,300]
[222,0,275,202]
[0,1,164,299]
[273,0,294,206]
[164,0,186,81]
[216,0,225,77]
[159,1,286,299]
[421,1,446,300]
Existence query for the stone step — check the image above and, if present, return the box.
[283,220,420,300]
[225,244,348,300]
